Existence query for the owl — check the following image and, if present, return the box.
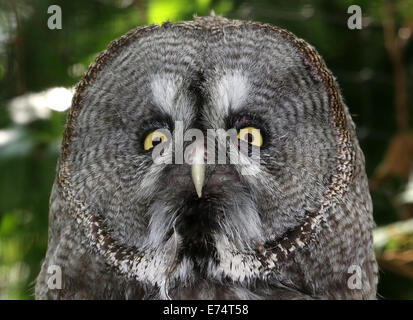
[35,16,378,299]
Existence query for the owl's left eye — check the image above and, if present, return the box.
[237,126,263,147]
[144,130,168,150]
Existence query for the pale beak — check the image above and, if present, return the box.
[192,162,205,198]
[190,143,205,198]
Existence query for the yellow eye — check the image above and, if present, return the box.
[238,127,263,147]
[144,130,168,150]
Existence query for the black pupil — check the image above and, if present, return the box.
[152,136,162,146]
[244,132,254,143]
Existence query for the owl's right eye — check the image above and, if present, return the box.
[143,130,168,150]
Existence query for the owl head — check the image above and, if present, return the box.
[55,16,376,299]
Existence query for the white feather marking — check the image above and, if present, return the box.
[213,71,250,113]
[150,74,194,123]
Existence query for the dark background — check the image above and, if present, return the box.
[0,0,412,299]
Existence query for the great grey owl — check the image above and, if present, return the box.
[36,16,378,299]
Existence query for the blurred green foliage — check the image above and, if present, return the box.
[0,0,412,299]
